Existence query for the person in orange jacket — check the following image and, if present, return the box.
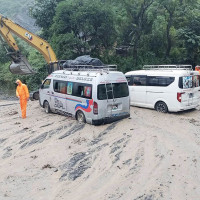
[195,66,200,74]
[16,79,30,119]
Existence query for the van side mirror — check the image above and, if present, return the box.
[40,84,44,89]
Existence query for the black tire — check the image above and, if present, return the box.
[44,101,51,113]
[155,101,168,113]
[33,91,39,100]
[76,110,86,123]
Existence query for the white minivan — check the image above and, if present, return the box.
[125,65,200,112]
[39,67,130,125]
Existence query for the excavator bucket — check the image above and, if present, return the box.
[9,55,35,75]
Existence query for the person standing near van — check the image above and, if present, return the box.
[16,79,29,119]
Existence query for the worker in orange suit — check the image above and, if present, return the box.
[195,66,200,74]
[16,79,29,119]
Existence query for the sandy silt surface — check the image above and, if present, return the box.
[0,100,200,200]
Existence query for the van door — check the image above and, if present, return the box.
[39,79,52,106]
[178,76,193,106]
[192,75,200,105]
[51,80,67,113]
[129,75,147,106]
[105,83,117,117]
[180,75,200,106]
[97,82,129,118]
[66,81,93,119]
[146,76,175,107]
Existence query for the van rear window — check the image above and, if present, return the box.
[97,83,129,100]
[179,75,200,88]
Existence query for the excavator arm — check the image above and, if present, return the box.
[0,14,60,75]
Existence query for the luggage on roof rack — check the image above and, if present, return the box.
[63,55,104,68]
[143,65,193,70]
[63,55,117,71]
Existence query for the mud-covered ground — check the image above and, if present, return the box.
[0,99,200,200]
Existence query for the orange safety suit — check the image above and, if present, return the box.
[16,80,29,118]
[195,66,200,74]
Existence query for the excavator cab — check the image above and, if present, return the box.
[7,52,36,75]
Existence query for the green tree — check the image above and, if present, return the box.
[50,0,117,58]
[120,0,155,66]
[30,0,63,38]
[178,18,200,66]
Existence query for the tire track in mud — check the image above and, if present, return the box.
[1,123,75,160]
[59,152,92,181]
[58,122,120,182]
[58,142,110,182]
[58,122,132,182]
[58,123,85,140]
[110,136,131,164]
[2,147,12,159]
[0,139,7,145]
[133,194,157,200]
[20,123,75,149]
[90,121,119,146]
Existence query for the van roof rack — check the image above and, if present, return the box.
[63,64,117,72]
[143,65,193,70]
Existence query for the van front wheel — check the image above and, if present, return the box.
[44,101,51,113]
[76,111,86,123]
[155,101,168,113]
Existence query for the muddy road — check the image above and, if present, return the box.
[0,100,199,200]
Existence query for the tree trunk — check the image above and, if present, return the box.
[134,36,141,66]
[166,13,173,58]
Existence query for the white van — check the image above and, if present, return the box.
[125,65,200,112]
[39,67,130,125]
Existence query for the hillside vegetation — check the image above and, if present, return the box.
[0,0,38,32]
[1,0,200,93]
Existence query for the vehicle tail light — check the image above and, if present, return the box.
[177,92,185,102]
[93,101,98,114]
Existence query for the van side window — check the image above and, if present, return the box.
[125,76,133,85]
[132,76,146,86]
[42,79,51,89]
[148,76,175,87]
[72,82,92,99]
[67,82,73,95]
[53,80,67,94]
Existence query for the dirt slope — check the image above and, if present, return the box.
[0,100,200,200]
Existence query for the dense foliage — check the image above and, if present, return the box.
[1,0,200,93]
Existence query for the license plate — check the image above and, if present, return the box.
[112,105,118,110]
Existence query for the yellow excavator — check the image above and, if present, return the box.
[0,13,62,75]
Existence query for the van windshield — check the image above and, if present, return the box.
[179,75,200,89]
[98,83,129,100]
